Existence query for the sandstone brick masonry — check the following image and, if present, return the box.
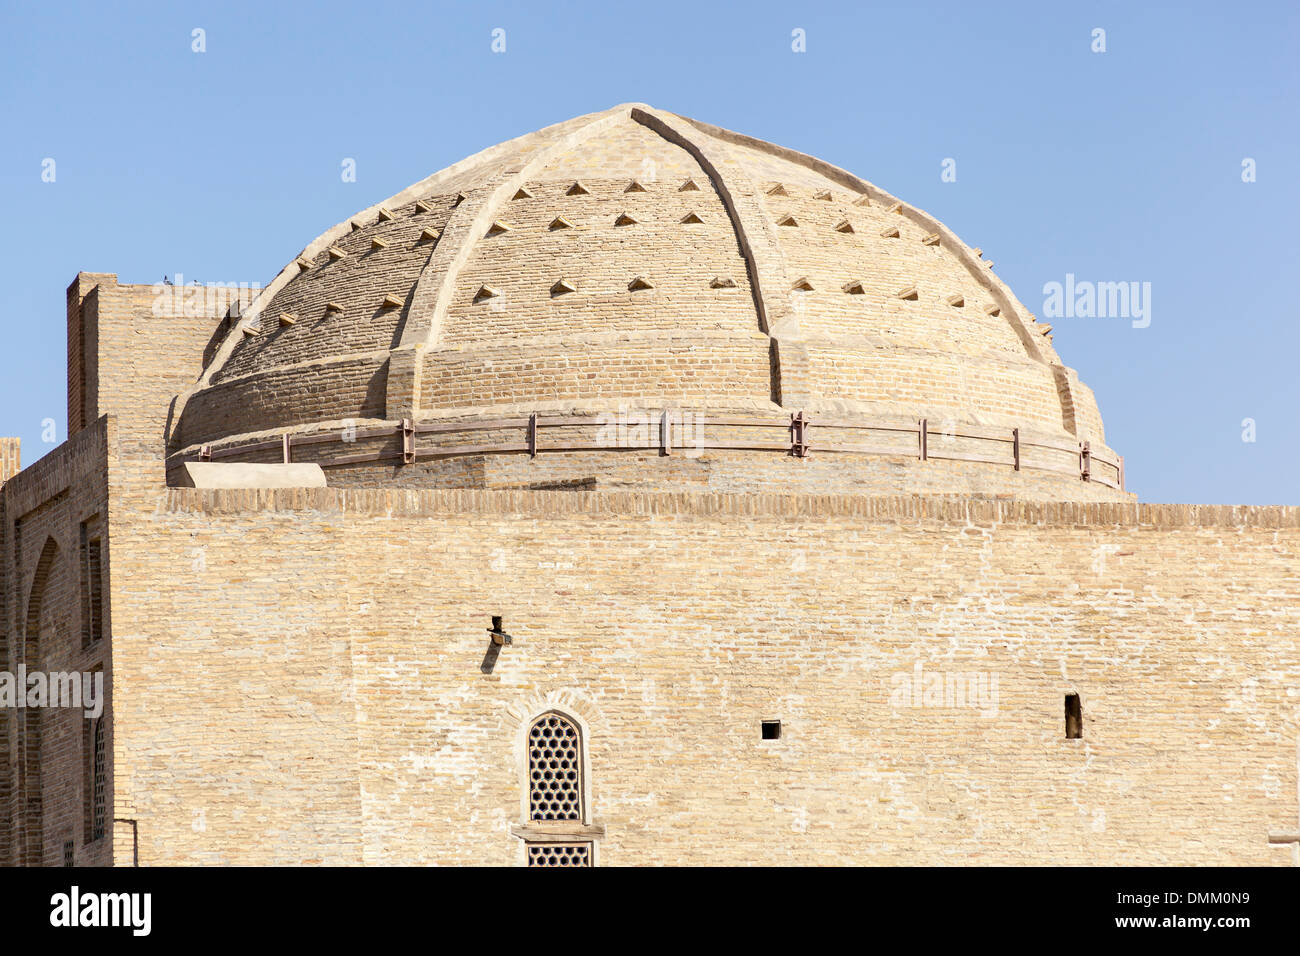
[102,488,1296,865]
[2,104,1295,867]
[166,104,1121,499]
[0,439,18,491]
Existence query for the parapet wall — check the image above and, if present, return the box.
[160,486,1296,527]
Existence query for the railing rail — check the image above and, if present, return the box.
[187,410,1125,491]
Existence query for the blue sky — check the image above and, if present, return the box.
[1,0,1296,503]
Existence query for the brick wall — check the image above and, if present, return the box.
[0,418,112,866]
[0,439,19,487]
[101,488,1300,865]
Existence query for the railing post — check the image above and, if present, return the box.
[402,418,415,464]
[528,412,538,459]
[282,433,291,464]
[1079,440,1091,481]
[919,419,928,461]
[790,411,810,458]
[659,410,671,457]
[1012,427,1020,471]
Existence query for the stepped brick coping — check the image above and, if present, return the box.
[157,487,1300,528]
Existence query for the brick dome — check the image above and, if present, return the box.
[169,104,1127,499]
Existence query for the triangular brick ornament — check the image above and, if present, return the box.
[814,190,833,202]
[834,219,855,234]
[350,221,363,232]
[776,214,798,227]
[853,194,872,207]
[565,182,590,196]
[843,280,866,295]
[922,233,940,246]
[328,246,346,260]
[370,237,389,250]
[377,207,395,222]
[550,278,577,296]
[486,220,511,237]
[710,277,737,289]
[453,193,466,207]
[279,312,297,327]
[548,217,574,230]
[325,301,345,314]
[473,286,499,302]
[679,178,701,192]
[381,294,404,309]
[628,276,654,291]
[625,180,648,193]
[983,304,1001,317]
[791,277,814,292]
[896,286,919,301]
[886,201,903,214]
[767,183,789,196]
[614,213,638,226]
[418,228,439,243]
[946,294,965,308]
[414,199,433,213]
[295,257,312,271]
[512,187,533,200]
[880,226,901,239]
[680,212,703,224]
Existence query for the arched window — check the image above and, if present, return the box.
[528,711,583,822]
[20,536,59,865]
[519,710,598,866]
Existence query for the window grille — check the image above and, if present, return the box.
[528,712,582,822]
[527,843,591,867]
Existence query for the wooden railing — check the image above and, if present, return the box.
[187,410,1125,491]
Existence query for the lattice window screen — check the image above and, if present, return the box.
[527,843,592,867]
[91,718,106,841]
[528,712,582,822]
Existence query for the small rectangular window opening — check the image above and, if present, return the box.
[761,720,782,740]
[1065,693,1083,740]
